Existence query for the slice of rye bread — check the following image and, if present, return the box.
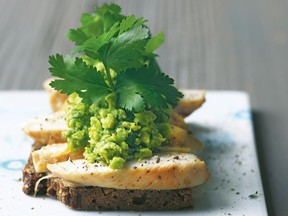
[47,178,193,211]
[22,155,194,210]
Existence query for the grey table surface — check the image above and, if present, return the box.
[1,0,287,215]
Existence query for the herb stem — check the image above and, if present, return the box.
[104,63,115,90]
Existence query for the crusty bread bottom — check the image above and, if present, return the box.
[47,178,193,211]
[22,155,194,211]
[22,156,47,195]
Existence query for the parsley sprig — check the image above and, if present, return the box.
[49,3,183,112]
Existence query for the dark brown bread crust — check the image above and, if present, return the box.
[22,153,193,211]
[22,155,47,195]
[22,143,48,195]
[47,178,193,211]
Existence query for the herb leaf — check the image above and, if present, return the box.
[116,67,183,112]
[79,13,103,37]
[144,32,165,57]
[67,28,89,46]
[106,25,149,71]
[72,22,119,55]
[119,15,146,35]
[95,3,124,33]
[49,54,111,104]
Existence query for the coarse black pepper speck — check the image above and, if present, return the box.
[156,156,160,163]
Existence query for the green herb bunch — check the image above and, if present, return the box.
[48,3,183,112]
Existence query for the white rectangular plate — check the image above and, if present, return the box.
[0,91,268,216]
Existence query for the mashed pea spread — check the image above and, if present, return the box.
[64,93,171,169]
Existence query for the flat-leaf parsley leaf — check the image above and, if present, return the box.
[49,54,111,104]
